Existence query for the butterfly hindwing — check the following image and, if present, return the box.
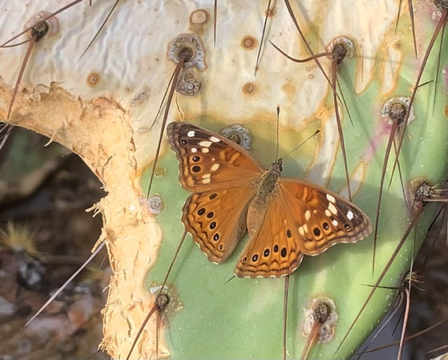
[235,190,304,278]
[279,179,372,255]
[182,187,256,263]
[167,122,263,192]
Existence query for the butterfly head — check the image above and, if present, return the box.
[269,158,283,176]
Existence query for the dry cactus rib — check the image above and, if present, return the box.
[0,80,164,358]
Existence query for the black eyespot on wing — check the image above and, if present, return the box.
[207,212,214,219]
[273,244,279,253]
[281,248,287,258]
[263,249,270,257]
[252,254,259,262]
[344,224,351,230]
[192,155,200,162]
[209,193,218,200]
[323,222,330,230]
[210,221,216,230]
[197,208,206,216]
[286,229,292,238]
[213,233,220,241]
[313,228,321,237]
[181,140,187,145]
[192,165,201,173]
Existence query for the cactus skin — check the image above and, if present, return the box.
[0,1,447,359]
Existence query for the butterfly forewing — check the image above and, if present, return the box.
[168,121,263,263]
[279,179,372,255]
[167,122,264,192]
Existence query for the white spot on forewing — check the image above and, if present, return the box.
[332,220,338,226]
[187,130,195,137]
[191,148,198,153]
[328,203,338,215]
[325,210,331,217]
[211,164,220,171]
[347,210,354,220]
[202,178,211,184]
[298,227,305,236]
[199,140,212,148]
[202,174,211,179]
[326,194,336,203]
[209,136,220,143]
[305,210,311,221]
[201,148,209,153]
[303,224,308,233]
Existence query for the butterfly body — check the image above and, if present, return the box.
[247,160,282,236]
[167,121,372,278]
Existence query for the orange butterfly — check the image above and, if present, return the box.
[167,121,372,278]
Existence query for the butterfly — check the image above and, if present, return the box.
[167,121,372,278]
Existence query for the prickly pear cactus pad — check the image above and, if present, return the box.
[0,1,448,359]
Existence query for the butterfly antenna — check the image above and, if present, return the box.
[283,275,289,360]
[389,10,447,186]
[275,105,280,162]
[146,60,184,198]
[336,202,425,353]
[254,0,272,76]
[23,241,105,328]
[0,0,84,47]
[79,0,120,59]
[282,129,320,160]
[214,0,217,46]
